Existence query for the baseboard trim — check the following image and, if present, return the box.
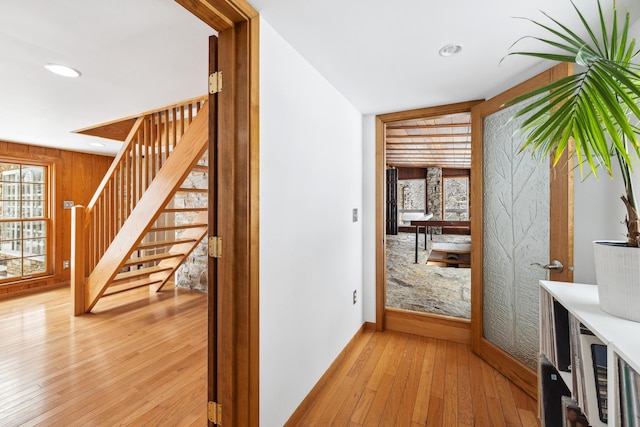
[0,279,68,300]
[284,322,369,426]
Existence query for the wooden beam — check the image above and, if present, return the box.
[387,123,471,129]
[387,141,471,148]
[385,133,471,139]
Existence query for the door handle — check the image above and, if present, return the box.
[532,260,564,273]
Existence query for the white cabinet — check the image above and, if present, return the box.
[540,281,640,426]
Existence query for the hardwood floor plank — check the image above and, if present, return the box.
[0,285,207,426]
[468,351,492,426]
[349,387,377,425]
[423,339,447,426]
[293,329,376,425]
[330,334,390,425]
[361,334,409,425]
[0,286,541,426]
[443,341,459,426]
[494,369,524,427]
[425,396,443,427]
[411,337,437,425]
[378,335,419,426]
[393,336,428,426]
[456,342,474,426]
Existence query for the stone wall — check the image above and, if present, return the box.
[175,157,208,292]
[427,167,442,234]
[397,179,425,211]
[427,167,442,219]
[443,177,468,220]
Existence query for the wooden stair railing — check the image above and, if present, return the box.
[71,99,209,314]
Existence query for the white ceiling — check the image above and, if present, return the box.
[0,1,213,156]
[251,0,640,114]
[2,0,640,156]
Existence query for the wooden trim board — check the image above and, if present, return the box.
[174,1,259,425]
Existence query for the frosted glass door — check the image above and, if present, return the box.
[482,100,549,369]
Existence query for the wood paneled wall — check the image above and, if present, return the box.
[0,140,113,297]
[397,167,427,180]
[443,168,470,178]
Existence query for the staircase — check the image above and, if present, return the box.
[71,97,209,314]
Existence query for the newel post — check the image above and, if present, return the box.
[71,205,86,316]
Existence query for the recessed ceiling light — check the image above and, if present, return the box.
[90,142,105,147]
[44,63,82,78]
[439,44,462,57]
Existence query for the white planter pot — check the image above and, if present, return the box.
[593,240,640,322]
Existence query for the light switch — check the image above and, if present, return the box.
[352,208,358,222]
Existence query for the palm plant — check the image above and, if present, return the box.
[506,0,640,246]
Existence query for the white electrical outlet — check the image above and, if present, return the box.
[63,201,74,209]
[353,290,357,305]
[63,260,70,269]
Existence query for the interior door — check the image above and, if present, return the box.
[207,34,220,425]
[470,63,574,399]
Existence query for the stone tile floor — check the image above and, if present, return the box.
[386,232,471,319]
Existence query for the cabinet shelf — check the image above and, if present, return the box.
[540,281,640,427]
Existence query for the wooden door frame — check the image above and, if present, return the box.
[470,63,574,399]
[376,101,481,342]
[175,1,259,425]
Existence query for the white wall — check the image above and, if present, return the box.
[573,164,640,284]
[362,114,377,322]
[259,18,364,427]
[573,19,640,284]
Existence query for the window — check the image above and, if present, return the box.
[443,176,469,220]
[0,163,49,280]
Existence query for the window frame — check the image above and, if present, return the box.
[0,160,52,283]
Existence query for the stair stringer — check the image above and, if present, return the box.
[84,102,209,312]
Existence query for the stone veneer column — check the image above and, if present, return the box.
[427,167,442,234]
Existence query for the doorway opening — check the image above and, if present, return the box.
[384,111,472,319]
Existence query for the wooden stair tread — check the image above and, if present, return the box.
[191,164,208,172]
[148,223,207,233]
[104,277,163,297]
[124,252,185,266]
[162,207,207,213]
[136,238,198,249]
[176,187,208,193]
[114,265,173,282]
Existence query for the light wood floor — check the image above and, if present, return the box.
[0,286,539,426]
[292,329,540,427]
[0,284,207,426]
